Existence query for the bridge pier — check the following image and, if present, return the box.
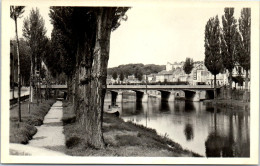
[192,91,200,102]
[168,91,175,102]
[160,90,175,102]
[184,90,202,102]
[116,91,123,103]
[142,93,149,103]
[135,90,148,103]
[104,91,112,103]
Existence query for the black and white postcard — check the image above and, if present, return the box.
[1,0,259,164]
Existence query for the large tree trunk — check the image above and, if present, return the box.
[28,51,33,113]
[214,74,217,99]
[244,70,249,102]
[15,18,22,122]
[245,70,249,90]
[73,44,80,115]
[228,70,232,99]
[80,8,115,149]
[12,45,15,99]
[67,75,73,102]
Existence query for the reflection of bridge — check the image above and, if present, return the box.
[40,84,218,102]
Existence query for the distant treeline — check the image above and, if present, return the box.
[107,63,166,77]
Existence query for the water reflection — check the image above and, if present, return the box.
[184,102,196,113]
[105,98,250,157]
[136,102,143,112]
[204,106,250,157]
[159,102,170,112]
[184,123,194,141]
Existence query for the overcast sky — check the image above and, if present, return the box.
[10,6,242,68]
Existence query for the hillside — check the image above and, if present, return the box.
[107,63,166,76]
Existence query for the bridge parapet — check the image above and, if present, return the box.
[107,85,215,90]
[39,84,218,90]
[40,85,67,89]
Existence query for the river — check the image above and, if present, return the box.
[104,97,250,157]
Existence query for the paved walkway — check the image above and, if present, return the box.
[10,101,67,156]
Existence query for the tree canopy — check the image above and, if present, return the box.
[236,8,251,90]
[119,71,124,81]
[204,16,222,76]
[183,58,194,75]
[237,8,250,72]
[112,71,118,80]
[108,63,165,77]
[23,8,48,71]
[10,6,25,20]
[10,39,31,85]
[134,68,143,81]
[221,8,238,74]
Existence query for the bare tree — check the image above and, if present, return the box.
[10,6,25,122]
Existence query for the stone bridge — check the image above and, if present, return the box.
[40,84,218,103]
[106,85,218,103]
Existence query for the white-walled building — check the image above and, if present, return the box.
[166,62,184,71]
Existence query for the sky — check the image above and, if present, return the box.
[10,6,242,68]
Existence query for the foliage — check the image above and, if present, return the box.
[183,58,194,75]
[10,99,55,144]
[204,16,223,76]
[134,68,143,81]
[10,6,25,20]
[236,8,250,72]
[23,8,48,71]
[232,76,244,86]
[221,8,238,74]
[236,8,251,91]
[119,72,124,81]
[49,7,87,78]
[112,71,118,80]
[10,39,31,85]
[40,67,46,79]
[19,39,31,84]
[108,64,165,77]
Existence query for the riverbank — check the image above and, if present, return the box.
[203,99,250,111]
[62,101,201,157]
[10,99,56,144]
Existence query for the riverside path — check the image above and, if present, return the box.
[10,100,67,156]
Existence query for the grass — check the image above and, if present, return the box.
[10,98,56,144]
[62,101,201,157]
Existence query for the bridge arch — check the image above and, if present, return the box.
[183,90,197,101]
[159,90,175,102]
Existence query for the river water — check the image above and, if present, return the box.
[104,97,250,157]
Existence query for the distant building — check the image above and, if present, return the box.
[166,62,184,71]
[124,75,142,84]
[165,61,229,85]
[155,70,173,82]
[147,74,156,83]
